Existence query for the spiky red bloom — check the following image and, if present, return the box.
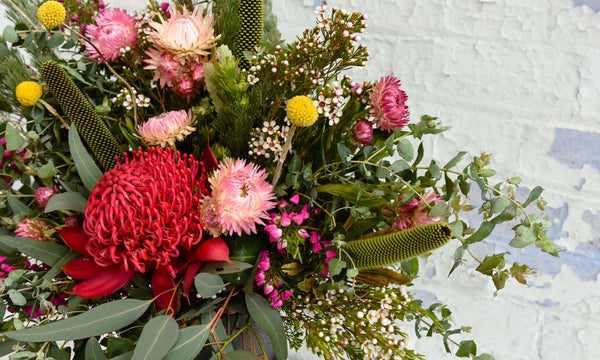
[83,147,206,277]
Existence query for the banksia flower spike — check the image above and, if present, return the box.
[234,0,263,69]
[39,61,122,170]
[344,222,453,269]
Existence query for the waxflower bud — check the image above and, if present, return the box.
[353,120,373,146]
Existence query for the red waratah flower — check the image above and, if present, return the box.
[58,147,234,313]
[369,76,410,132]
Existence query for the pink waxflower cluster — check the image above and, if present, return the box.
[265,194,337,277]
[254,251,293,309]
[201,158,276,237]
[144,6,218,102]
[84,8,138,63]
[1,138,30,184]
[386,191,442,232]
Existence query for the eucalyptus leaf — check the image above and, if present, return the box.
[7,289,26,306]
[131,315,179,360]
[2,26,18,43]
[85,337,108,360]
[223,351,261,360]
[464,222,495,245]
[509,225,536,248]
[5,123,24,151]
[245,293,287,360]
[201,260,252,275]
[194,272,224,298]
[45,192,88,213]
[4,299,152,342]
[0,236,69,266]
[6,193,30,215]
[46,31,64,48]
[68,126,103,191]
[397,139,414,161]
[163,324,211,360]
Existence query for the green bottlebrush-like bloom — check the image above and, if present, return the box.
[39,61,122,170]
[344,222,453,269]
[234,0,263,69]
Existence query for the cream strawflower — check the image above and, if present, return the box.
[145,6,218,64]
[136,110,196,147]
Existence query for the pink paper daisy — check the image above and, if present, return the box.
[84,8,138,63]
[136,110,196,147]
[369,76,410,132]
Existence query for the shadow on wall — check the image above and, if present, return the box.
[574,0,600,11]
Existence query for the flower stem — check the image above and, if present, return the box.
[272,124,296,186]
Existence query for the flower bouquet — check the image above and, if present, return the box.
[0,0,558,359]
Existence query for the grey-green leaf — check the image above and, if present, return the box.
[194,273,224,298]
[2,25,18,43]
[85,337,108,360]
[6,193,30,215]
[45,192,88,213]
[0,236,69,266]
[4,299,152,342]
[69,125,102,192]
[7,290,26,306]
[163,324,211,360]
[245,293,287,360]
[396,139,414,161]
[5,123,24,151]
[131,315,179,360]
[223,351,261,360]
[202,261,253,275]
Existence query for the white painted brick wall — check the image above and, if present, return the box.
[2,1,599,359]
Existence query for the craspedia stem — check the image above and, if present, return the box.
[343,222,453,269]
[40,61,122,170]
[234,0,263,69]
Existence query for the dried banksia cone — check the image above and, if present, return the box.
[234,0,263,69]
[344,222,452,269]
[39,61,122,170]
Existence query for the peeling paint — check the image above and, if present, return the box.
[573,0,600,11]
[548,128,600,173]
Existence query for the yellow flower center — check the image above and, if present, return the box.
[287,95,318,127]
[37,1,66,29]
[15,81,43,107]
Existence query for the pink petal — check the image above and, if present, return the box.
[57,226,90,255]
[152,270,178,316]
[71,265,134,298]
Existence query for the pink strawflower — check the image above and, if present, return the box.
[15,219,53,242]
[390,191,442,231]
[84,8,138,63]
[35,186,58,207]
[353,119,373,146]
[145,6,217,64]
[369,76,410,131]
[201,159,276,236]
[136,110,196,147]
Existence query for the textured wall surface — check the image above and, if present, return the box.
[2,1,599,359]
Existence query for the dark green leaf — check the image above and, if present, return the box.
[107,339,134,358]
[396,139,413,161]
[523,186,543,207]
[428,202,448,218]
[428,160,441,179]
[478,169,496,177]
[455,340,477,357]
[5,299,152,342]
[163,324,211,360]
[444,151,467,169]
[45,192,88,213]
[223,351,261,360]
[390,159,409,173]
[509,225,536,248]
[85,338,108,360]
[475,253,506,276]
[0,235,69,266]
[0,339,18,357]
[201,260,253,275]
[0,40,9,60]
[37,162,57,179]
[2,26,18,43]
[491,204,517,224]
[194,272,224,298]
[492,270,508,290]
[5,123,24,151]
[490,197,510,215]
[535,234,562,257]
[448,245,467,276]
[384,135,395,156]
[413,142,424,166]
[131,315,179,360]
[245,293,288,360]
[69,126,102,192]
[6,193,30,215]
[464,222,495,245]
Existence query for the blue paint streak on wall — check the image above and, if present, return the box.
[548,128,600,172]
[535,299,560,307]
[574,0,600,11]
[574,179,586,191]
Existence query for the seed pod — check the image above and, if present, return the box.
[40,60,122,170]
[344,222,452,269]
